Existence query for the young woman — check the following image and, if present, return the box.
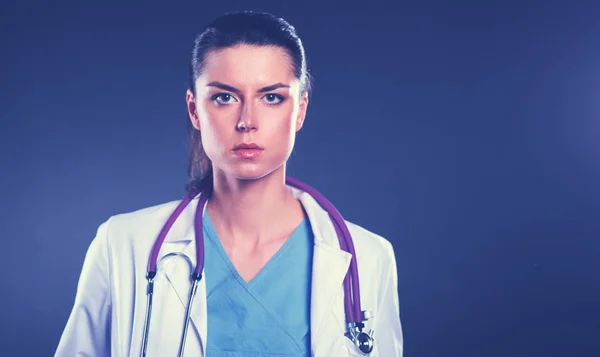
[55,11,403,357]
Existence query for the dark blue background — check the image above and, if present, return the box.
[2,0,600,356]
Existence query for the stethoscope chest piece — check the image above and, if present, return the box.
[355,331,374,354]
[346,321,374,355]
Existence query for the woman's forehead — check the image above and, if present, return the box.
[199,44,297,86]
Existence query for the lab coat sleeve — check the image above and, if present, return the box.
[374,242,403,357]
[54,219,112,357]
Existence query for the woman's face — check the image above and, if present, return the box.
[187,44,308,181]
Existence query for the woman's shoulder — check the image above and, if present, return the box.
[110,198,183,223]
[98,198,193,246]
[341,220,399,283]
[345,220,396,262]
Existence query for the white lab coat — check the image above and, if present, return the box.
[55,186,403,357]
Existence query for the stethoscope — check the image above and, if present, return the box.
[140,176,375,356]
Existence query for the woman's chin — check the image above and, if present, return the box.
[223,161,284,181]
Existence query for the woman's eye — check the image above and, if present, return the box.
[212,93,236,105]
[263,93,284,104]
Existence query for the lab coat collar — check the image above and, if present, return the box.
[158,185,352,355]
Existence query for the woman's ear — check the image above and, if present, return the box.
[186,89,201,131]
[295,91,309,132]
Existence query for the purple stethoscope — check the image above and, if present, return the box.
[140,176,374,356]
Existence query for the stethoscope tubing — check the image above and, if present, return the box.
[141,177,373,357]
[146,177,363,323]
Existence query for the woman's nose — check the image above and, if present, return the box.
[236,103,257,132]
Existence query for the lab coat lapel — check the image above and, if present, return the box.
[311,243,351,347]
[159,195,208,356]
[294,189,352,352]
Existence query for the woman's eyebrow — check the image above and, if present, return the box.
[207,81,290,94]
[257,83,290,93]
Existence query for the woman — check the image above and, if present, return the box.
[55,11,403,357]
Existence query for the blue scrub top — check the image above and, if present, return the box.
[203,212,314,357]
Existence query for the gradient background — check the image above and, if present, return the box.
[2,0,600,356]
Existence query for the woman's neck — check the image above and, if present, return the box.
[206,167,305,248]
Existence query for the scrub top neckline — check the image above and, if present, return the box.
[202,211,309,288]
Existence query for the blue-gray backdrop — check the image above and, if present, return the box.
[2,0,600,356]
